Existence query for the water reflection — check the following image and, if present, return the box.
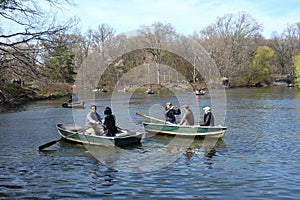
[80,132,227,173]
[1,87,299,199]
[183,139,226,159]
[0,102,28,113]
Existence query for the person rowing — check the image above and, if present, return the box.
[85,105,103,135]
[178,104,194,126]
[165,102,181,124]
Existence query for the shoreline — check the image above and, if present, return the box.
[0,93,70,105]
[1,80,296,106]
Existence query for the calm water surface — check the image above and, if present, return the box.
[0,87,299,199]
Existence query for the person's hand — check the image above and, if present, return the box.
[103,125,107,130]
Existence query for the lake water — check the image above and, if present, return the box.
[0,87,299,199]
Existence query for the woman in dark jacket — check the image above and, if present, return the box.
[165,102,181,124]
[103,107,118,137]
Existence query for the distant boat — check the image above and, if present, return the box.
[146,89,154,94]
[195,89,206,95]
[92,88,108,92]
[56,124,143,147]
[142,122,226,138]
[117,88,128,92]
[62,101,85,108]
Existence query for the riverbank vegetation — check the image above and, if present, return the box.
[1,0,300,103]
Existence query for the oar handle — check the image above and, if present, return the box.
[136,112,146,117]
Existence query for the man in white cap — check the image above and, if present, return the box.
[178,104,194,126]
[200,106,214,126]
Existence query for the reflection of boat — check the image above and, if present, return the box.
[142,122,226,138]
[62,101,85,108]
[57,124,143,147]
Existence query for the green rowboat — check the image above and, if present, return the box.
[142,122,227,138]
[57,124,143,147]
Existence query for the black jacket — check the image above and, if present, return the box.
[200,112,214,126]
[103,115,118,136]
[165,107,181,123]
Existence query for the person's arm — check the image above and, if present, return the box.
[175,106,181,115]
[96,113,103,123]
[86,113,92,123]
[200,114,206,126]
[201,113,211,126]
[103,116,108,130]
[87,113,99,125]
[165,109,170,120]
[178,112,187,125]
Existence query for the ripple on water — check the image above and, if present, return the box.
[1,88,300,199]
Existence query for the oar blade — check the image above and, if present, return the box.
[38,139,60,150]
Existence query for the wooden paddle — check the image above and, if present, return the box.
[136,112,173,125]
[38,132,79,150]
[38,122,104,150]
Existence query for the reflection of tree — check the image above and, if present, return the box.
[183,139,226,160]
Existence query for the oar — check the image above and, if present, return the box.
[39,123,103,150]
[38,132,78,150]
[39,127,90,150]
[136,112,173,125]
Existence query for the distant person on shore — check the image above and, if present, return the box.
[200,106,214,126]
[165,102,181,124]
[85,105,103,135]
[178,104,194,126]
[103,107,118,137]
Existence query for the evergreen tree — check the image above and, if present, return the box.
[47,45,75,83]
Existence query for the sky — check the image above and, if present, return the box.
[60,0,300,39]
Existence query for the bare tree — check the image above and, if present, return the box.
[92,24,115,58]
[196,12,262,79]
[138,22,176,85]
[270,33,291,74]
[0,0,77,79]
[271,22,300,75]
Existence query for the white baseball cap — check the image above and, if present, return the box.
[203,106,211,111]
